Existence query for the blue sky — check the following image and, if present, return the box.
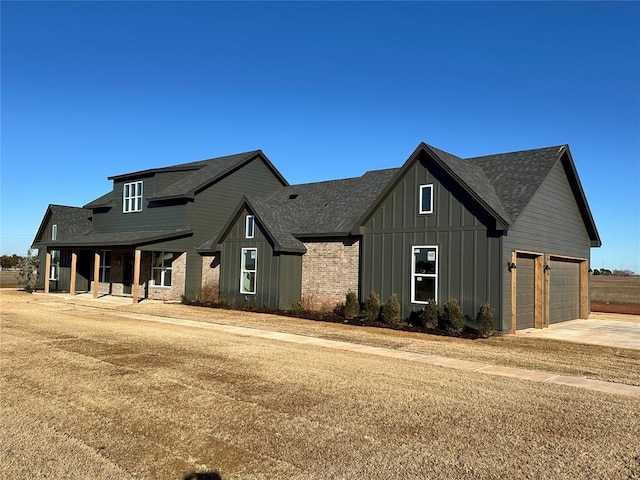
[2,1,639,271]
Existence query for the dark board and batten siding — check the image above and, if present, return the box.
[92,174,189,233]
[134,158,286,298]
[219,208,302,310]
[502,158,592,330]
[361,157,502,324]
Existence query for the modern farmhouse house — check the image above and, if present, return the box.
[209,142,600,333]
[33,142,600,332]
[32,150,288,303]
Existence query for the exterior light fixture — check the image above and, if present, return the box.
[508,262,517,271]
[544,264,551,272]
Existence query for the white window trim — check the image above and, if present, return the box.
[411,245,438,304]
[151,251,173,288]
[419,184,434,214]
[245,215,255,239]
[240,247,257,294]
[123,181,143,213]
[51,224,57,241]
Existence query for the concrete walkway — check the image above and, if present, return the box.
[105,309,640,398]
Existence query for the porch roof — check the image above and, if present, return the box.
[41,228,193,249]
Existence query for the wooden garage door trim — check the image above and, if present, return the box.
[510,250,544,333]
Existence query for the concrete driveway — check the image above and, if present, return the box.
[518,312,640,350]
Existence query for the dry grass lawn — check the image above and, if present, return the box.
[1,290,639,479]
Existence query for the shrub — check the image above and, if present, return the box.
[343,291,360,319]
[421,299,439,329]
[333,302,345,316]
[442,298,465,333]
[16,249,37,292]
[476,303,495,338]
[362,292,381,321]
[291,300,305,316]
[381,293,401,324]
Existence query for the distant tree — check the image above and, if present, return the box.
[601,268,612,276]
[592,269,601,275]
[0,255,11,269]
[613,269,634,276]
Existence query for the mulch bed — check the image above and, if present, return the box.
[591,302,640,315]
[190,301,484,339]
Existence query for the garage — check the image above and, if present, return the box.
[515,254,536,329]
[549,257,582,324]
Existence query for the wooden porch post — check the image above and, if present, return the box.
[44,251,51,293]
[70,251,78,295]
[132,249,141,304]
[93,251,101,298]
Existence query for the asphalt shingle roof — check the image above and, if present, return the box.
[33,205,93,246]
[466,145,564,221]
[53,228,193,247]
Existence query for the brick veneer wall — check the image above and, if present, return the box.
[301,238,360,311]
[201,254,220,301]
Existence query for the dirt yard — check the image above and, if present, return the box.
[1,290,639,479]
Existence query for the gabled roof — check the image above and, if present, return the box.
[206,168,397,253]
[32,205,93,247]
[353,143,512,232]
[105,150,288,202]
[209,141,600,251]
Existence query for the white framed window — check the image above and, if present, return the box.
[245,215,255,239]
[52,224,58,241]
[411,246,438,304]
[123,181,143,213]
[240,247,257,294]
[152,251,173,287]
[50,250,60,280]
[99,250,111,283]
[419,184,434,214]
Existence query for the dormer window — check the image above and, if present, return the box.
[123,181,143,213]
[52,224,57,241]
[419,184,434,214]
[245,215,255,239]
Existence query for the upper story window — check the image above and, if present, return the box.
[419,184,434,214]
[51,224,58,241]
[123,181,143,213]
[245,215,255,239]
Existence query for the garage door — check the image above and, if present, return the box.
[516,254,536,329]
[549,258,581,324]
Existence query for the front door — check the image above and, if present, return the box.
[123,253,134,295]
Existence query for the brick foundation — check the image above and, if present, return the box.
[301,238,359,311]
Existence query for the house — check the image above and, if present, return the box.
[210,142,600,332]
[32,150,288,303]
